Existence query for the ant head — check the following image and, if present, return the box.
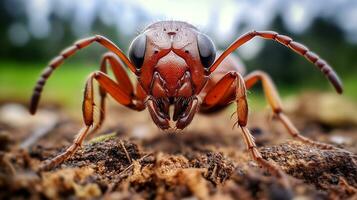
[128,21,216,98]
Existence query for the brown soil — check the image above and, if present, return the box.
[0,93,356,200]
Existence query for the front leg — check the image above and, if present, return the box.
[201,72,288,184]
[40,72,144,170]
[88,52,143,137]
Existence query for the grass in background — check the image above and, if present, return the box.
[0,61,97,110]
[1,61,356,112]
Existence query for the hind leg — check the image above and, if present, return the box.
[244,70,336,149]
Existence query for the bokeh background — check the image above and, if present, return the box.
[1,2,357,199]
[1,0,357,109]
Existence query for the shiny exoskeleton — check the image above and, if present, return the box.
[30,21,343,176]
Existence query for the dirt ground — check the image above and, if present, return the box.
[0,92,356,200]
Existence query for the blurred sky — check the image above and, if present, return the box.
[5,0,357,59]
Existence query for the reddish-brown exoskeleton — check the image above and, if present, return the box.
[30,21,343,173]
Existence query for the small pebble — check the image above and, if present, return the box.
[330,135,348,145]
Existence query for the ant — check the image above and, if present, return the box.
[30,21,343,177]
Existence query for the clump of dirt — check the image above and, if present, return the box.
[2,135,356,199]
[193,152,235,184]
[261,141,357,198]
[0,100,357,199]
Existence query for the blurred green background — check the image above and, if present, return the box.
[0,0,356,110]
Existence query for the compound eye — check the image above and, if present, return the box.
[128,34,147,69]
[197,33,216,69]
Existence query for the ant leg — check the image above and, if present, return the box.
[201,72,288,186]
[99,52,134,97]
[40,126,91,171]
[30,35,137,115]
[88,52,135,136]
[209,30,343,94]
[40,72,143,170]
[244,70,336,150]
[40,74,97,170]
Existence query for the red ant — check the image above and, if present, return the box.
[30,21,343,175]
